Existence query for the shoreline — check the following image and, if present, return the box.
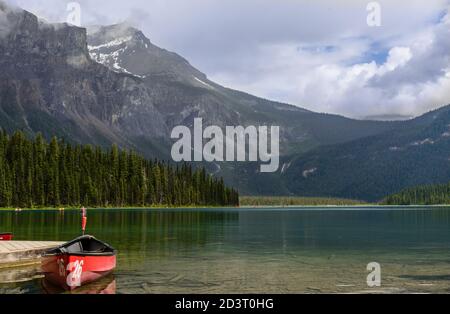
[1,204,450,211]
[0,206,242,211]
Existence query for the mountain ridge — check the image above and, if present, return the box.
[0,2,170,158]
[284,104,450,201]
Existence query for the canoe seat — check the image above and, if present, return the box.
[59,238,108,254]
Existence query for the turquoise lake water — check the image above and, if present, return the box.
[1,207,450,294]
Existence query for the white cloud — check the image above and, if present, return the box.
[377,47,412,76]
[210,4,450,119]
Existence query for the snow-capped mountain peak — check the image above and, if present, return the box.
[87,24,208,84]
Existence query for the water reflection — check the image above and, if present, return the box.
[41,276,116,294]
[0,263,116,295]
[0,209,240,289]
[2,208,450,293]
[0,265,42,285]
[234,209,450,251]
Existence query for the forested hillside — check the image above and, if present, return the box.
[0,131,239,208]
[284,105,450,201]
[383,183,450,205]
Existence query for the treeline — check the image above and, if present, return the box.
[240,196,365,206]
[382,183,450,205]
[0,131,239,208]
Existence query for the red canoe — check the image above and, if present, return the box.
[42,235,116,291]
[0,233,13,241]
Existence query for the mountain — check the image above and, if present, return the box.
[86,23,396,154]
[284,105,450,201]
[88,24,208,87]
[0,2,169,158]
[86,23,400,194]
[361,114,414,121]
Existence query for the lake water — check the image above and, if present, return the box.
[1,207,450,294]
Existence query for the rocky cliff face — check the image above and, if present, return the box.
[0,2,168,156]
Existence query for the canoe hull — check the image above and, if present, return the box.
[42,254,116,291]
[0,233,13,241]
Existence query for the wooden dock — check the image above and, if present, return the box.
[0,241,63,269]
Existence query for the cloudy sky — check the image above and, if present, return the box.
[6,0,450,119]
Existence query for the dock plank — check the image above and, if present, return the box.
[0,241,63,269]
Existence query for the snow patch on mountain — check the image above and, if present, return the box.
[194,76,215,90]
[411,138,435,146]
[88,42,145,78]
[281,162,292,174]
[88,36,133,51]
[302,168,317,178]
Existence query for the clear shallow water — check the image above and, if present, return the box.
[1,207,450,294]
